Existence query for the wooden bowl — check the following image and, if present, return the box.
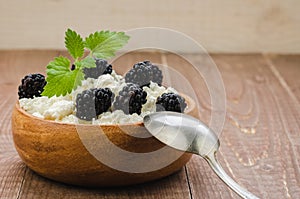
[11,95,198,187]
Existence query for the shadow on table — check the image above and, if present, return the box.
[20,166,189,198]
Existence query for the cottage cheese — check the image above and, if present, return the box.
[19,71,177,124]
[20,96,74,121]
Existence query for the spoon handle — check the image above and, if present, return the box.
[204,152,259,199]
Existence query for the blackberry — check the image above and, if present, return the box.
[125,60,163,87]
[76,88,114,121]
[149,63,163,86]
[18,73,46,99]
[94,88,115,115]
[83,58,112,79]
[125,61,153,87]
[156,93,187,113]
[113,83,147,115]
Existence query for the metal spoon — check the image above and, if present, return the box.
[143,112,259,199]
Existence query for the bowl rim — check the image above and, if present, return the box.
[15,93,196,127]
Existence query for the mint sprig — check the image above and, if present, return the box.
[84,31,130,59]
[81,56,96,68]
[65,29,84,60]
[42,57,84,97]
[42,29,130,97]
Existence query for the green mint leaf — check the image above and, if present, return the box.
[84,31,130,59]
[42,56,84,97]
[65,29,84,59]
[81,56,96,68]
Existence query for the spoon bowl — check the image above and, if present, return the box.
[144,112,259,199]
[143,112,219,155]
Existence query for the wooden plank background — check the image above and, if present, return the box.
[0,0,299,53]
[0,50,299,198]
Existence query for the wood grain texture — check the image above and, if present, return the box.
[0,0,300,53]
[0,50,299,198]
[17,168,190,199]
[265,54,300,103]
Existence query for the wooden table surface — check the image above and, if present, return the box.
[0,51,299,199]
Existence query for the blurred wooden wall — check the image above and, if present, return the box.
[0,0,299,53]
